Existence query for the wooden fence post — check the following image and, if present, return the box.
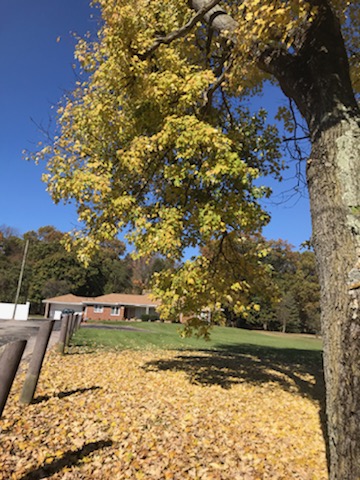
[0,340,27,417]
[20,320,55,405]
[58,315,69,354]
[74,313,82,332]
[66,314,74,346]
[72,314,77,334]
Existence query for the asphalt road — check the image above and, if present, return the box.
[0,319,61,358]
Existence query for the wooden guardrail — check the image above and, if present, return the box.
[0,313,82,417]
[20,320,55,404]
[58,313,82,354]
[0,339,27,417]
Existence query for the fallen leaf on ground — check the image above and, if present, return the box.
[0,349,327,479]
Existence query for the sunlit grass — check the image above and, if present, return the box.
[73,321,322,353]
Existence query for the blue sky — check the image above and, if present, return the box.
[0,0,312,251]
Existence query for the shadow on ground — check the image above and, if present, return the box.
[143,342,328,458]
[19,439,113,480]
[143,343,324,400]
[32,386,102,404]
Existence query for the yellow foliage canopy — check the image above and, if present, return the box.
[32,0,359,320]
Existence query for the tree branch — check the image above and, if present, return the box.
[137,0,223,60]
[189,0,237,38]
[200,54,234,115]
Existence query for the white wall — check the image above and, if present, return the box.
[0,302,30,321]
[49,306,62,320]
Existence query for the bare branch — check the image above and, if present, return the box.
[137,0,223,60]
[205,26,214,61]
[283,136,309,142]
[201,55,234,115]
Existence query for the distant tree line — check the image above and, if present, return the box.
[0,226,320,331]
[0,225,170,314]
[225,239,321,334]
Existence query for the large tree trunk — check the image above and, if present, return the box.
[189,1,360,477]
[270,5,360,475]
[251,3,360,476]
[308,115,360,479]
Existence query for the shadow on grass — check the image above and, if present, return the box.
[32,386,102,404]
[19,439,113,480]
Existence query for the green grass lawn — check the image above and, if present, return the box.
[73,320,322,353]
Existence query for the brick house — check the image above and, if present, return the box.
[83,293,160,321]
[43,293,160,321]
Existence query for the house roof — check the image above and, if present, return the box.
[42,293,160,307]
[84,293,160,307]
[42,294,92,305]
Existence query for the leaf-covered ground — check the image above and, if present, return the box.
[1,348,327,479]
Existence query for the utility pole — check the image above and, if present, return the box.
[12,239,29,320]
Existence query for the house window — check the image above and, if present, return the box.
[111,306,120,316]
[94,305,103,313]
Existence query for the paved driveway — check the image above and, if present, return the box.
[0,319,61,359]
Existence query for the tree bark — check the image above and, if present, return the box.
[266,6,360,476]
[268,49,360,480]
[188,1,360,478]
[307,116,360,479]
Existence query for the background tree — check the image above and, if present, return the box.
[276,292,300,333]
[32,1,359,477]
[0,226,131,313]
[127,254,175,294]
[233,239,320,333]
[261,239,300,333]
[93,238,133,294]
[0,226,27,303]
[292,250,321,334]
